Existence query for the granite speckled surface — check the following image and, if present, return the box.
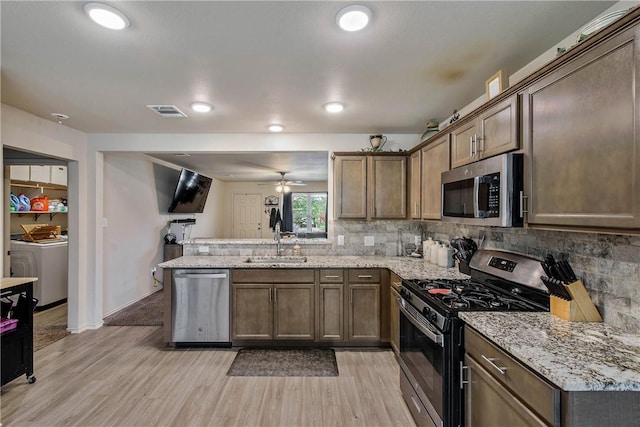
[459,312,640,392]
[158,255,469,281]
[181,238,330,246]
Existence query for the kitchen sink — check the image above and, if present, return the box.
[244,256,307,264]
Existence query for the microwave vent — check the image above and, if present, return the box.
[146,105,187,118]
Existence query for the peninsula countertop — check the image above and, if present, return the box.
[459,311,640,392]
[158,255,469,281]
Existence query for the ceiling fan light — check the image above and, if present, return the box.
[268,124,284,132]
[324,102,344,113]
[336,5,371,32]
[84,3,130,30]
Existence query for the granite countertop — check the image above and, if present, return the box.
[459,312,640,392]
[180,238,331,245]
[158,255,469,281]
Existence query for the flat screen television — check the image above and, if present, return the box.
[168,168,212,213]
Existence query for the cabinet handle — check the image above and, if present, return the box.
[269,288,272,302]
[324,275,340,279]
[410,395,422,414]
[477,135,484,153]
[469,136,474,157]
[274,288,277,302]
[357,275,373,279]
[460,362,469,389]
[350,289,353,304]
[519,191,528,217]
[481,354,507,375]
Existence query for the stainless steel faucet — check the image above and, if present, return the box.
[275,222,282,256]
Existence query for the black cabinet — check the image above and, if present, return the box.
[1,280,36,386]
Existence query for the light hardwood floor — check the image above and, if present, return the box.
[1,326,416,426]
[34,303,67,328]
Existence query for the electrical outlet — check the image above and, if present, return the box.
[337,235,345,246]
[415,235,422,246]
[151,267,156,276]
[364,236,374,246]
[198,246,210,254]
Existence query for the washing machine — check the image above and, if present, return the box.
[10,240,68,308]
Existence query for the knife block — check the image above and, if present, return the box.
[550,279,602,322]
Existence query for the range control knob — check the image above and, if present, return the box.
[422,307,431,318]
[430,312,438,323]
[400,288,411,300]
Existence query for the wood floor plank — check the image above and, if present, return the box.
[1,326,416,426]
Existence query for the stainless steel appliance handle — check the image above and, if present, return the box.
[396,297,444,347]
[174,273,228,279]
[473,175,480,218]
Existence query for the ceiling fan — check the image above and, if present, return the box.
[260,171,307,193]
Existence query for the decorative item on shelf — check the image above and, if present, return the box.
[485,69,506,100]
[369,134,387,151]
[448,109,460,125]
[577,8,630,43]
[556,47,567,57]
[420,119,440,142]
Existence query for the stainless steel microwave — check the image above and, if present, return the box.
[441,153,523,227]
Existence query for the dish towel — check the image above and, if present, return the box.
[269,208,277,230]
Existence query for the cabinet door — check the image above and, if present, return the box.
[465,355,547,427]
[479,94,518,159]
[29,166,50,183]
[273,284,315,340]
[334,156,367,219]
[347,284,380,341]
[232,284,273,340]
[421,135,450,220]
[524,26,640,230]
[450,119,477,168]
[319,284,344,341]
[369,156,407,219]
[49,166,67,186]
[409,150,422,219]
[10,166,30,181]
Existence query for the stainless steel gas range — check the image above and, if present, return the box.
[396,249,550,427]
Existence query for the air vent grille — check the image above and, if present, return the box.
[146,105,187,118]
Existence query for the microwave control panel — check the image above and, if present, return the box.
[478,172,500,217]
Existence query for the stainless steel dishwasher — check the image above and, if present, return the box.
[171,269,230,345]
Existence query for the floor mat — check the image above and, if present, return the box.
[103,290,163,326]
[34,324,70,351]
[226,348,339,377]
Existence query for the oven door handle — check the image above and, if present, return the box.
[396,297,444,347]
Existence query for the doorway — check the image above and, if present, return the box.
[232,193,262,238]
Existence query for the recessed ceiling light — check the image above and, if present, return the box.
[336,5,371,32]
[190,102,212,113]
[84,2,130,30]
[324,102,345,113]
[268,124,284,133]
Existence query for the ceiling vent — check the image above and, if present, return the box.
[146,105,187,118]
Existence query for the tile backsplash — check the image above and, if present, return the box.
[333,219,639,332]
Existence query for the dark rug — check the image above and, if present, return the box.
[226,348,339,377]
[103,290,163,326]
[34,324,70,351]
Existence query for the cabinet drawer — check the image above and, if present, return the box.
[232,269,315,283]
[465,327,558,425]
[319,269,344,283]
[348,269,380,283]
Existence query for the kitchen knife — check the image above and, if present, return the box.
[559,260,577,282]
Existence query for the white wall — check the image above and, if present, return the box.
[1,104,90,332]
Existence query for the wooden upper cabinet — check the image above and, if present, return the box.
[450,94,518,169]
[334,155,367,219]
[420,134,450,220]
[523,24,640,230]
[369,156,407,219]
[450,119,478,169]
[409,150,422,219]
[333,154,407,220]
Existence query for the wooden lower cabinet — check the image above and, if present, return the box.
[273,284,315,340]
[319,284,344,341]
[232,284,273,340]
[347,284,380,341]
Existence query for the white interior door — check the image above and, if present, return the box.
[232,193,262,238]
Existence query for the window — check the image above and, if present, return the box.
[292,192,327,238]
